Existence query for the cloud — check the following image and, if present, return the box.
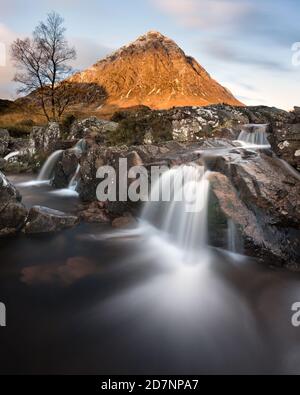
[150,0,255,29]
[202,40,292,72]
[70,37,113,71]
[0,24,19,99]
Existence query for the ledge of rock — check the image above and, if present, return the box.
[24,206,79,234]
[207,149,300,266]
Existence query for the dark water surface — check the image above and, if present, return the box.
[0,175,300,375]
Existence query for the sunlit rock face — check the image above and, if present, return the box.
[69,31,242,110]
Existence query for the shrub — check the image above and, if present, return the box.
[109,109,173,146]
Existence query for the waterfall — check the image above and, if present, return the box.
[72,139,86,154]
[141,164,210,257]
[4,151,20,161]
[237,124,270,146]
[68,164,81,191]
[37,150,64,181]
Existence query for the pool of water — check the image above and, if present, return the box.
[0,175,300,374]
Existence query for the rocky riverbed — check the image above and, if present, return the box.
[0,104,299,268]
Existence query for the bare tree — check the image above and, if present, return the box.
[11,12,76,122]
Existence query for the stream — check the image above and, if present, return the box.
[0,174,300,374]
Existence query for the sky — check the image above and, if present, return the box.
[0,0,299,110]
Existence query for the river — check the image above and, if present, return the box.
[0,174,300,374]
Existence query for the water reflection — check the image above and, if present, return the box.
[21,257,98,286]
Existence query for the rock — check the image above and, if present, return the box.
[143,131,154,145]
[268,123,300,171]
[110,104,297,145]
[52,150,80,189]
[79,202,111,224]
[24,206,79,234]
[126,151,143,168]
[30,122,61,154]
[69,117,118,144]
[294,107,300,122]
[0,171,28,236]
[207,149,300,266]
[0,129,10,157]
[78,143,175,202]
[112,215,137,229]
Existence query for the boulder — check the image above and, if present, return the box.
[30,122,61,154]
[294,107,300,122]
[69,117,118,144]
[0,171,28,236]
[24,206,79,234]
[0,129,10,157]
[268,123,300,171]
[207,149,300,266]
[52,150,80,189]
[78,202,111,224]
[112,215,137,229]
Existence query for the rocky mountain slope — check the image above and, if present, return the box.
[69,31,242,110]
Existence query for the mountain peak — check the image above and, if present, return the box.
[70,32,243,110]
[140,30,168,39]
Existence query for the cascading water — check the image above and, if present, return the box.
[68,164,81,191]
[237,124,270,146]
[37,139,86,184]
[141,164,210,259]
[37,150,64,181]
[72,139,86,153]
[4,151,20,161]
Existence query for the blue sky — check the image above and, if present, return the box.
[0,0,299,109]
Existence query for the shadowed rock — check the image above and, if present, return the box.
[24,206,79,234]
[0,171,27,236]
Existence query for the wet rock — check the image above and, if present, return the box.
[0,171,27,236]
[52,150,80,189]
[208,150,300,266]
[24,206,79,234]
[78,202,111,224]
[112,215,137,229]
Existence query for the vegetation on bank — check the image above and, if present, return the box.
[109,108,173,145]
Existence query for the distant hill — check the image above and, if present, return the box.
[0,31,243,125]
[69,31,243,110]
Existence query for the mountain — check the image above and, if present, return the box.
[69,31,243,110]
